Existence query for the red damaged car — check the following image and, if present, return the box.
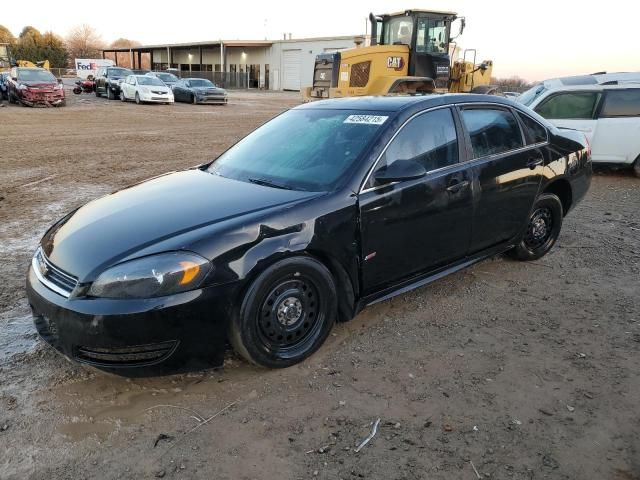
[7,67,65,107]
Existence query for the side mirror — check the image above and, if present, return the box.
[374,159,426,185]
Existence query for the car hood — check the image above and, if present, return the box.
[21,81,58,88]
[42,170,321,281]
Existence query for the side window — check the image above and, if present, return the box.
[461,108,524,158]
[369,108,459,187]
[534,92,599,119]
[599,89,640,117]
[517,112,548,144]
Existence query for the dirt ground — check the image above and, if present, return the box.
[0,90,638,480]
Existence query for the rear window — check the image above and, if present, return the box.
[535,92,600,119]
[599,89,640,117]
[461,108,524,158]
[517,112,548,144]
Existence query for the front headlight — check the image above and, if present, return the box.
[87,252,211,299]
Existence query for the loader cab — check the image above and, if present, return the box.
[370,10,461,88]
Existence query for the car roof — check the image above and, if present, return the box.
[295,94,517,113]
[539,82,640,93]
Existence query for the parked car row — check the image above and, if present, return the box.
[93,67,227,105]
[518,72,640,176]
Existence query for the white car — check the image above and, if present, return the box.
[518,72,640,176]
[119,75,174,104]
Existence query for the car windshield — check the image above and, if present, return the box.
[17,69,57,82]
[108,68,132,77]
[189,79,215,88]
[156,73,178,82]
[208,109,388,192]
[517,84,548,106]
[138,76,165,86]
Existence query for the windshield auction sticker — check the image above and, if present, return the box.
[344,115,389,125]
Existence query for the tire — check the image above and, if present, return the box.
[57,100,66,107]
[229,256,337,368]
[120,90,126,102]
[135,92,141,104]
[73,87,81,94]
[633,156,640,178]
[107,87,114,100]
[191,94,197,105]
[508,193,563,261]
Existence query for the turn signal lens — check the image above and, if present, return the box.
[179,261,200,285]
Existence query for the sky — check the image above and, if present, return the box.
[4,0,640,81]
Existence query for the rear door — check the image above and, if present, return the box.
[459,106,544,252]
[533,90,601,143]
[591,89,640,164]
[359,107,473,293]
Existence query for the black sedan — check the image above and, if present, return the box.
[26,94,591,373]
[173,78,227,104]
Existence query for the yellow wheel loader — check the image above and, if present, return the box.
[303,9,496,100]
[0,43,50,72]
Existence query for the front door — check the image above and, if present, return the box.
[359,107,473,294]
[411,16,451,89]
[459,106,543,252]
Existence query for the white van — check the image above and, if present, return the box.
[518,73,640,176]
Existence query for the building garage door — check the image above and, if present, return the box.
[283,49,301,91]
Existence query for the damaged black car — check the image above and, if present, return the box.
[26,94,591,373]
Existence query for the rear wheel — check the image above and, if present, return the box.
[508,193,563,261]
[633,156,640,178]
[229,257,337,368]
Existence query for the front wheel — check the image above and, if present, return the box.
[120,90,126,102]
[508,193,563,261]
[229,257,337,368]
[191,94,197,105]
[135,92,141,104]
[106,87,114,100]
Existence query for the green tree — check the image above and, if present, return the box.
[0,25,16,44]
[11,26,68,68]
[18,26,43,47]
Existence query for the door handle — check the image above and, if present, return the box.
[446,180,470,193]
[527,158,544,169]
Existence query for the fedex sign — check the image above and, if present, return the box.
[75,58,115,78]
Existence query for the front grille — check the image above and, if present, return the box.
[33,248,78,297]
[350,61,371,88]
[75,341,179,367]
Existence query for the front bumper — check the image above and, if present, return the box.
[20,89,65,106]
[26,266,239,374]
[140,92,174,103]
[195,95,227,104]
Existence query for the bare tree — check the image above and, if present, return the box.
[110,38,141,49]
[65,24,104,59]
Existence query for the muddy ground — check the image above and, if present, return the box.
[0,90,638,480]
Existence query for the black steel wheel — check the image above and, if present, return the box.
[229,257,337,368]
[508,193,563,261]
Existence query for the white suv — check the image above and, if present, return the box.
[518,73,640,176]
